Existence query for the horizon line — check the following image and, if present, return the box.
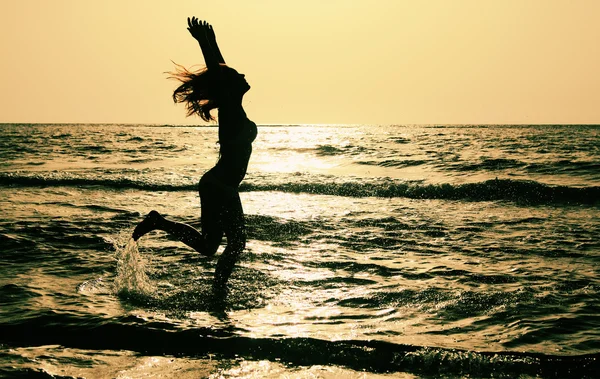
[1,122,599,127]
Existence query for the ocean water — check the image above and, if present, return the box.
[0,123,599,378]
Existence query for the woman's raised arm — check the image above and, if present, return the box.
[205,23,226,64]
[187,17,223,70]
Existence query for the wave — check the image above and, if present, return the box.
[244,179,600,205]
[527,160,600,175]
[1,311,598,377]
[1,172,598,205]
[315,144,345,156]
[358,159,429,168]
[315,144,371,156]
[439,158,600,176]
[451,158,528,171]
[0,172,196,192]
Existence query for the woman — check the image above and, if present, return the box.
[132,17,256,292]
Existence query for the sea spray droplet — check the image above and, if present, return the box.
[114,238,154,296]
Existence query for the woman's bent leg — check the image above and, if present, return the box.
[132,210,221,256]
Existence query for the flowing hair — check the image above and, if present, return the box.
[169,63,220,122]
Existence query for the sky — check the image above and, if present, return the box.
[1,0,599,125]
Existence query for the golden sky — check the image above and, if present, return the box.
[1,0,599,124]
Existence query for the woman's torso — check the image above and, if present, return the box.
[208,105,257,187]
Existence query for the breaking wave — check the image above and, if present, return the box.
[1,172,597,205]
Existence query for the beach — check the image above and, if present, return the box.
[1,123,599,377]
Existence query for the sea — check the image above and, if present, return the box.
[0,123,598,378]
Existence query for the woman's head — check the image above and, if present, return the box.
[170,63,250,121]
[220,65,251,95]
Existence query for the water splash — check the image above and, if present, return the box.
[113,232,154,296]
[77,276,111,294]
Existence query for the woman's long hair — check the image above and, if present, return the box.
[169,63,219,122]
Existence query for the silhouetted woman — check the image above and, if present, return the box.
[132,17,256,292]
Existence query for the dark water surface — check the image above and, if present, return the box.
[1,124,599,378]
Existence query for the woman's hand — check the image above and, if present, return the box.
[187,16,209,42]
[187,17,225,67]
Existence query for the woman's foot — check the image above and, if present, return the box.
[132,210,163,241]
